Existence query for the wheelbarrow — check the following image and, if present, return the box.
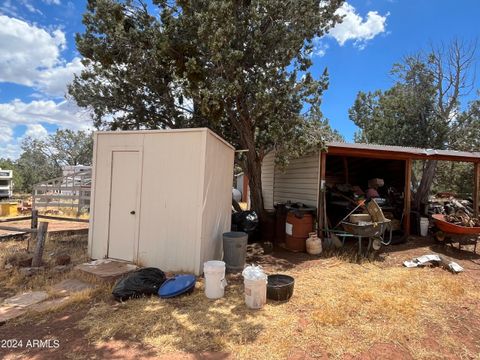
[432,214,479,254]
[340,219,392,256]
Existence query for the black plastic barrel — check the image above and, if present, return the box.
[223,231,248,272]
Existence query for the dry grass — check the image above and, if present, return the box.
[38,206,89,219]
[2,235,480,359]
[0,233,90,297]
[77,260,480,359]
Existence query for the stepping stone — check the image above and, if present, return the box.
[76,259,138,282]
[0,305,27,323]
[3,291,48,308]
[51,279,94,296]
[29,297,71,312]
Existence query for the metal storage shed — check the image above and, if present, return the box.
[88,128,235,275]
[262,142,480,235]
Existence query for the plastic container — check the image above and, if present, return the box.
[0,202,17,217]
[306,232,322,255]
[267,274,295,301]
[223,231,248,272]
[204,260,227,299]
[420,217,429,237]
[158,274,196,298]
[242,265,267,309]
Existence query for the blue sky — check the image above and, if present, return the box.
[0,0,479,159]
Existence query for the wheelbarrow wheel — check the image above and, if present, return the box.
[435,231,445,243]
[372,237,382,251]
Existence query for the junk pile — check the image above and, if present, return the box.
[326,178,405,245]
[445,211,480,227]
[430,194,480,227]
[403,254,464,274]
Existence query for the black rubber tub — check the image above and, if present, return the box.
[267,274,294,301]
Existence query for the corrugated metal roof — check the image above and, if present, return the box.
[326,142,480,161]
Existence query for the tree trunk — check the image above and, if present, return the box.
[244,148,266,221]
[413,160,437,211]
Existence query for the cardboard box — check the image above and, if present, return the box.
[368,178,384,188]
[349,214,372,224]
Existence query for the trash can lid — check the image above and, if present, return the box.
[158,274,196,298]
[223,231,247,238]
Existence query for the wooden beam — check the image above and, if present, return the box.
[474,162,480,217]
[0,225,37,233]
[0,216,32,223]
[343,157,349,184]
[318,152,327,238]
[327,147,479,163]
[37,214,90,223]
[404,159,412,235]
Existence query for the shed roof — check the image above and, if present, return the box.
[326,142,480,162]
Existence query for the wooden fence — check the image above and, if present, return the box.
[32,169,92,216]
[0,210,88,266]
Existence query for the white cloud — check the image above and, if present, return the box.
[21,1,43,15]
[0,143,21,160]
[0,99,91,130]
[43,0,61,5]
[0,15,81,97]
[24,124,48,139]
[37,57,84,97]
[0,0,20,18]
[0,14,90,159]
[0,98,92,159]
[328,2,388,48]
[0,125,13,143]
[312,39,329,57]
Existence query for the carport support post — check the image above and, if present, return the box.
[474,162,479,217]
[318,151,327,238]
[404,159,412,235]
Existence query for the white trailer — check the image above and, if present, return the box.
[0,168,13,199]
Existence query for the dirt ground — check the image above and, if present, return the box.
[1,235,479,359]
[0,219,88,238]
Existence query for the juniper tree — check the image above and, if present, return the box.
[69,0,344,218]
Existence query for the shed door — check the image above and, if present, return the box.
[108,151,140,262]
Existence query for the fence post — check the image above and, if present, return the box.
[28,209,38,252]
[31,222,48,267]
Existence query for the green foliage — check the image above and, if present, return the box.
[16,139,61,193]
[6,130,93,193]
[49,129,94,167]
[350,57,443,149]
[349,40,479,203]
[69,0,344,215]
[433,161,474,197]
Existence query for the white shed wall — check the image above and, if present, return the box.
[273,152,320,208]
[88,129,234,275]
[261,152,275,210]
[200,133,235,269]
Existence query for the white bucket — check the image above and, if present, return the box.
[204,260,227,299]
[244,278,267,309]
[420,217,429,237]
